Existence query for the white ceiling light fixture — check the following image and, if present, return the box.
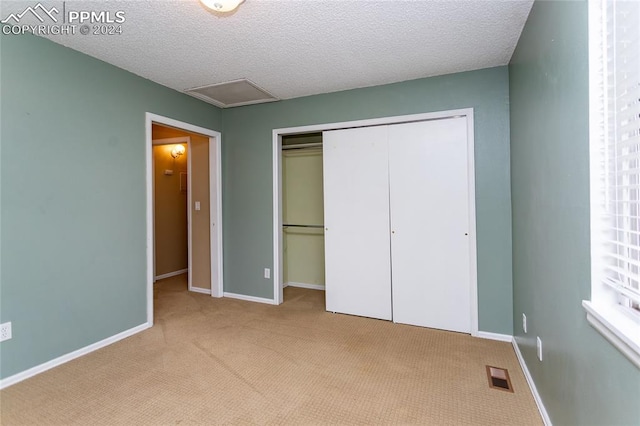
[200,0,245,13]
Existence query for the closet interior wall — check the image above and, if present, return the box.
[281,133,326,293]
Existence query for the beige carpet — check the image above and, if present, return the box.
[1,274,542,425]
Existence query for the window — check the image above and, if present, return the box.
[585,0,640,368]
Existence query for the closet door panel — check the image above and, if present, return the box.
[389,118,471,333]
[323,126,392,320]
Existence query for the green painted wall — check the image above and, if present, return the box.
[0,33,222,379]
[509,1,640,424]
[221,66,513,334]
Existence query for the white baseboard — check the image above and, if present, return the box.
[189,286,211,295]
[155,268,188,281]
[512,338,552,426]
[284,281,325,291]
[476,331,514,342]
[0,322,151,390]
[223,292,276,305]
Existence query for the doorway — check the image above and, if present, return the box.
[146,113,223,326]
[152,132,189,285]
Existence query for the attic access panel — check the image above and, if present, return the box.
[185,79,278,108]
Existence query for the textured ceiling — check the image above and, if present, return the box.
[1,0,534,104]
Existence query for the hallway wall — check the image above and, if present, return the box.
[152,141,188,277]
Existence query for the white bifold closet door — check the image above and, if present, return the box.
[323,126,392,320]
[323,116,471,333]
[388,117,471,333]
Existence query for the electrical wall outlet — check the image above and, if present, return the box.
[264,268,271,279]
[522,313,527,333]
[0,322,12,342]
[537,336,542,361]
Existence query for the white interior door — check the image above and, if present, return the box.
[323,126,392,320]
[389,117,471,333]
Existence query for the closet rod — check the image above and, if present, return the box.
[282,142,323,150]
[283,224,324,228]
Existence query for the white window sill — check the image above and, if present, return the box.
[582,300,640,369]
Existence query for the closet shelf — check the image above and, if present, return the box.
[283,224,324,229]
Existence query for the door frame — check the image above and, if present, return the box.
[146,113,224,326]
[272,108,478,336]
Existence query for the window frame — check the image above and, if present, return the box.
[585,0,640,369]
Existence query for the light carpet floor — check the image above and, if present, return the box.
[1,274,542,425]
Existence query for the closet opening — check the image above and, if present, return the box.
[280,133,326,303]
[272,109,479,336]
